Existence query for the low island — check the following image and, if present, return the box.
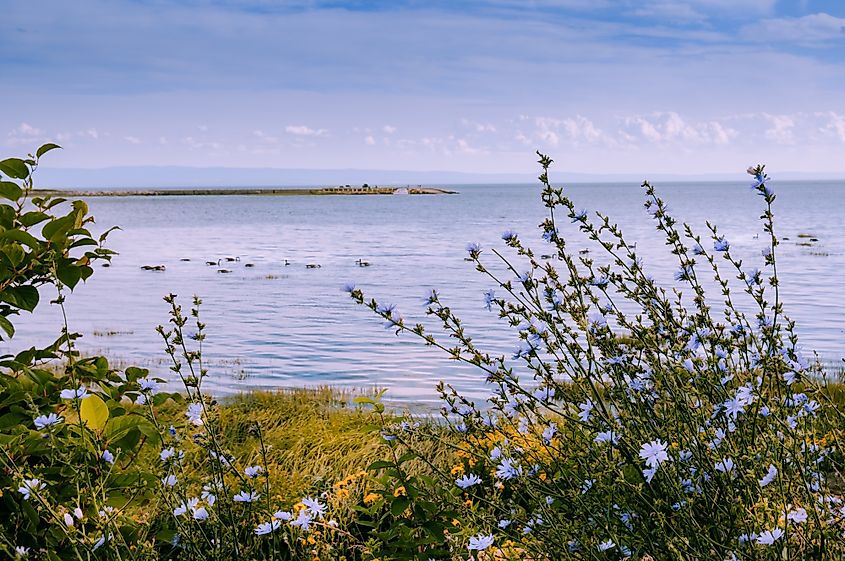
[31,185,458,197]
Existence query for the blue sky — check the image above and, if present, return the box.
[3,0,845,177]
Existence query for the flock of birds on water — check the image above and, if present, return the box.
[131,257,372,273]
[123,234,822,275]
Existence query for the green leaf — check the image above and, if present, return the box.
[19,211,50,227]
[105,415,142,441]
[42,215,74,241]
[368,460,394,471]
[0,181,22,201]
[36,143,61,159]
[4,243,25,266]
[391,496,410,516]
[56,263,82,289]
[0,229,40,250]
[0,158,29,180]
[80,394,109,431]
[0,315,14,339]
[3,285,39,312]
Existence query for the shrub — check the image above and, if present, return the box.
[0,145,179,558]
[349,154,845,560]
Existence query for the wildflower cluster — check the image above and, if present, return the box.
[349,154,845,560]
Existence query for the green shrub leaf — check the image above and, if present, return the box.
[0,181,22,201]
[0,158,29,180]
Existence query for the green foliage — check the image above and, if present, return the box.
[0,145,178,559]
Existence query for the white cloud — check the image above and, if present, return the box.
[817,111,845,143]
[364,135,376,145]
[5,122,46,146]
[746,13,845,45]
[456,138,483,154]
[124,135,142,144]
[14,123,41,136]
[630,2,707,24]
[253,129,279,143]
[382,125,397,134]
[460,118,497,133]
[285,125,327,137]
[621,112,735,145]
[762,113,795,143]
[527,115,607,147]
[182,136,221,150]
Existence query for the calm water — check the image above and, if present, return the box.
[3,181,844,406]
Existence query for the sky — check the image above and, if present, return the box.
[3,0,845,179]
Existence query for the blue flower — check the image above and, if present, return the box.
[465,242,482,255]
[542,228,558,243]
[233,491,260,503]
[255,519,282,535]
[501,230,518,241]
[102,450,115,464]
[18,478,45,500]
[483,289,496,311]
[468,534,494,551]
[715,457,735,474]
[590,276,609,288]
[34,413,63,430]
[674,266,693,282]
[495,458,522,480]
[244,465,264,478]
[341,282,356,293]
[301,496,326,518]
[713,238,730,252]
[578,400,594,422]
[759,464,777,487]
[455,474,481,489]
[572,208,588,223]
[639,439,669,468]
[60,386,89,400]
[756,528,783,545]
[598,540,615,552]
[186,403,204,426]
[744,268,760,286]
[290,509,313,531]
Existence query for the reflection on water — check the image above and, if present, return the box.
[3,181,844,405]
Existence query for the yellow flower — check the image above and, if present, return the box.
[463,498,472,508]
[364,492,380,505]
[393,486,406,497]
[450,464,465,476]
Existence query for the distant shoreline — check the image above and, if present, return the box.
[30,186,458,197]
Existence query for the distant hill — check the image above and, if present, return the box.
[31,166,845,189]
